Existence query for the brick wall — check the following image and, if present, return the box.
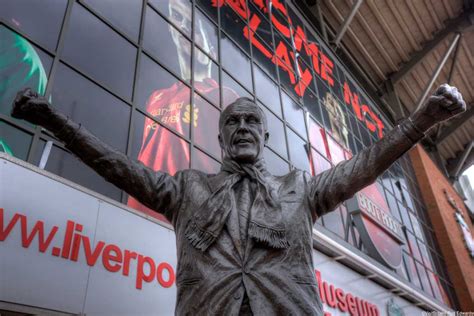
[409,145,474,311]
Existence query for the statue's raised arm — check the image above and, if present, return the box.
[11,88,183,221]
[309,84,466,219]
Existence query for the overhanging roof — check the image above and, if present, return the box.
[303,0,473,175]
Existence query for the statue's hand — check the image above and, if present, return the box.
[11,88,54,126]
[411,84,466,132]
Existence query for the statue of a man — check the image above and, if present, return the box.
[11,84,465,315]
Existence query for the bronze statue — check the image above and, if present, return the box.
[11,84,465,315]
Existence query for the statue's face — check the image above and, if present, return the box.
[218,102,268,164]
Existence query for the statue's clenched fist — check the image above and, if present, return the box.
[11,88,54,126]
[411,84,466,132]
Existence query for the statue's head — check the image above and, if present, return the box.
[218,97,269,164]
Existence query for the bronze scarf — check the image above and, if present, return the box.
[185,158,289,251]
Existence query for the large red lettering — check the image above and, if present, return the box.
[271,0,291,38]
[20,217,58,253]
[293,53,313,97]
[0,208,21,241]
[102,244,122,272]
[244,14,272,58]
[320,54,335,87]
[274,41,295,84]
[157,262,175,288]
[82,237,105,266]
[136,254,156,289]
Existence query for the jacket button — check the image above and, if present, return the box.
[233,292,241,300]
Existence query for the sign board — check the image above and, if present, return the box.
[347,184,405,269]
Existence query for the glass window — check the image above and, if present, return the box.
[220,4,251,55]
[311,149,331,176]
[261,104,287,158]
[322,208,344,239]
[195,8,218,61]
[0,27,52,120]
[282,92,306,138]
[131,110,190,173]
[45,145,122,201]
[278,57,299,101]
[321,91,350,150]
[52,63,130,153]
[62,3,136,99]
[254,65,281,117]
[263,147,289,176]
[416,261,433,296]
[196,0,218,22]
[303,89,321,124]
[221,71,251,107]
[308,118,329,158]
[135,54,190,138]
[194,93,221,158]
[221,33,252,92]
[247,2,274,49]
[194,47,220,107]
[144,6,190,83]
[404,253,422,288]
[192,147,220,174]
[84,0,142,40]
[0,120,32,160]
[287,128,310,173]
[0,0,67,51]
[149,0,192,37]
[326,135,345,165]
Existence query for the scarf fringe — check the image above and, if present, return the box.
[249,222,290,249]
[185,221,216,251]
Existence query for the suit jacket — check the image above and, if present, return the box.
[62,117,422,315]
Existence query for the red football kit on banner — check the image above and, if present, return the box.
[128,78,237,221]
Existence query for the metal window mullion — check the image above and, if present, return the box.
[189,0,196,169]
[26,0,75,164]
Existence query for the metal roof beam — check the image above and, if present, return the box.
[388,11,473,84]
[332,0,364,48]
[436,104,474,144]
[447,141,474,179]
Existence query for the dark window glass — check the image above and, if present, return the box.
[221,33,252,92]
[195,8,218,61]
[261,104,286,158]
[84,0,142,40]
[287,128,310,173]
[62,3,136,99]
[409,212,424,240]
[221,71,251,107]
[263,147,289,176]
[303,89,321,124]
[194,93,221,158]
[282,92,306,138]
[311,149,331,176]
[52,63,130,153]
[135,54,190,138]
[194,47,220,107]
[144,6,190,83]
[251,34,277,79]
[254,65,281,117]
[247,2,274,49]
[0,120,32,160]
[196,0,218,22]
[0,27,52,120]
[192,147,220,174]
[270,4,292,45]
[45,145,122,201]
[385,190,401,221]
[149,0,192,37]
[0,0,67,51]
[220,4,250,55]
[276,44,299,98]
